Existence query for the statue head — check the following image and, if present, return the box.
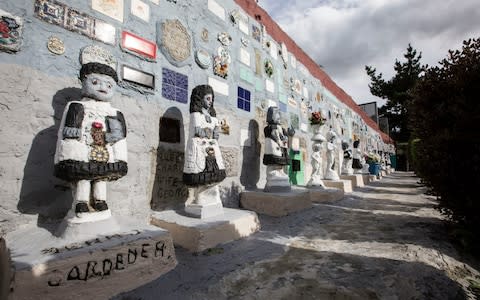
[190,84,216,116]
[79,45,118,102]
[266,106,281,125]
[353,140,360,148]
[342,141,349,151]
[326,129,336,143]
[312,142,323,152]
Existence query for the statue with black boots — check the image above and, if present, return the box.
[341,141,354,175]
[263,106,295,192]
[182,85,226,218]
[54,45,127,219]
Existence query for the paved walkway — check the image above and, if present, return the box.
[115,172,480,299]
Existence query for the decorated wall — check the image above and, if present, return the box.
[0,0,391,234]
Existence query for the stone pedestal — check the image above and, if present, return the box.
[185,185,224,219]
[308,187,344,203]
[323,179,353,193]
[363,174,378,184]
[5,218,177,300]
[150,208,260,252]
[340,174,365,188]
[264,165,291,192]
[240,189,311,217]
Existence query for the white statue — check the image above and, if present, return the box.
[341,141,354,175]
[54,45,127,220]
[324,129,340,180]
[307,142,325,188]
[263,106,293,192]
[352,140,368,174]
[183,85,226,218]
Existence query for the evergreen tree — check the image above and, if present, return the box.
[365,44,425,142]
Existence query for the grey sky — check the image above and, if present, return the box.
[259,0,480,106]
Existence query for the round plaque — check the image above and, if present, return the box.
[195,49,211,69]
[47,36,65,55]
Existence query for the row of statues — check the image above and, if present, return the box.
[54,45,388,222]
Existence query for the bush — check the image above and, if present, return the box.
[410,38,480,235]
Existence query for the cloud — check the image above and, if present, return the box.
[260,0,480,105]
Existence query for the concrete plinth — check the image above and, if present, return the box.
[240,189,311,217]
[308,187,344,203]
[5,218,177,300]
[150,208,260,252]
[363,174,378,184]
[323,179,353,193]
[340,174,365,188]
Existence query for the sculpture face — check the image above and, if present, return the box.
[203,93,213,109]
[82,73,116,102]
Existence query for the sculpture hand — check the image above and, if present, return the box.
[213,126,220,140]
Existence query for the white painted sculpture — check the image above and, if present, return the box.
[352,139,368,174]
[325,129,340,180]
[341,141,354,175]
[183,85,226,218]
[307,142,325,188]
[263,106,293,192]
[54,45,127,221]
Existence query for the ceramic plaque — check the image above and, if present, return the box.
[201,28,209,42]
[47,36,65,55]
[290,53,296,68]
[217,32,232,46]
[208,0,225,21]
[131,0,150,22]
[195,49,211,69]
[281,43,288,65]
[239,48,250,66]
[213,46,230,78]
[252,24,261,43]
[93,19,116,45]
[254,48,262,75]
[159,19,191,65]
[0,9,24,52]
[303,86,309,98]
[208,76,229,96]
[34,0,66,26]
[269,42,277,60]
[264,59,274,78]
[122,65,155,89]
[238,19,248,34]
[288,97,297,109]
[265,79,274,94]
[121,31,157,60]
[92,0,124,22]
[66,7,94,36]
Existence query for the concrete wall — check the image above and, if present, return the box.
[0,0,380,234]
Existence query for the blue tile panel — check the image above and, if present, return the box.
[237,86,251,112]
[162,68,188,104]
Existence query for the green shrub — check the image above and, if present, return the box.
[411,38,480,234]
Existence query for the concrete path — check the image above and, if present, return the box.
[115,172,480,299]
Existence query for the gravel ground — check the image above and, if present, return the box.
[114,172,480,300]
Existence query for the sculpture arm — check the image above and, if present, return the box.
[62,102,84,139]
[105,111,127,144]
[213,126,220,140]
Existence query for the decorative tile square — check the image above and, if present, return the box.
[0,9,24,53]
[34,0,66,25]
[66,8,94,36]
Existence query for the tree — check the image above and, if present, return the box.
[411,38,480,235]
[365,44,425,143]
